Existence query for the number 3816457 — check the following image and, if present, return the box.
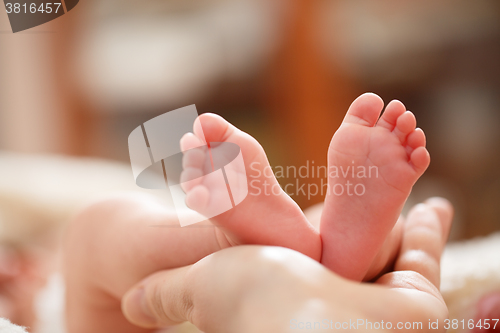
[5,3,62,14]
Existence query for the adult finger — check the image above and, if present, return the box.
[372,198,453,330]
[394,197,453,287]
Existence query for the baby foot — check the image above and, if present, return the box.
[320,93,430,281]
[180,113,321,260]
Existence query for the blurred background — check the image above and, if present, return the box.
[1,0,500,330]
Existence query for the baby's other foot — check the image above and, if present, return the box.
[320,93,430,280]
[180,113,321,260]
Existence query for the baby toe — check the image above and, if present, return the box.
[377,99,406,131]
[393,111,417,143]
[410,146,430,172]
[180,168,204,192]
[185,185,210,211]
[406,128,426,149]
[180,133,205,152]
[182,147,207,169]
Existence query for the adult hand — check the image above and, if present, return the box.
[64,192,410,333]
[122,198,453,332]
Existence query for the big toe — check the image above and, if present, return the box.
[343,93,385,127]
[194,113,233,144]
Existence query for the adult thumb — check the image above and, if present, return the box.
[121,265,193,328]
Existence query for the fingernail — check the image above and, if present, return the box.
[123,287,158,327]
[425,197,452,209]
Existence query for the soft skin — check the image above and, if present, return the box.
[64,194,452,333]
[179,93,430,281]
